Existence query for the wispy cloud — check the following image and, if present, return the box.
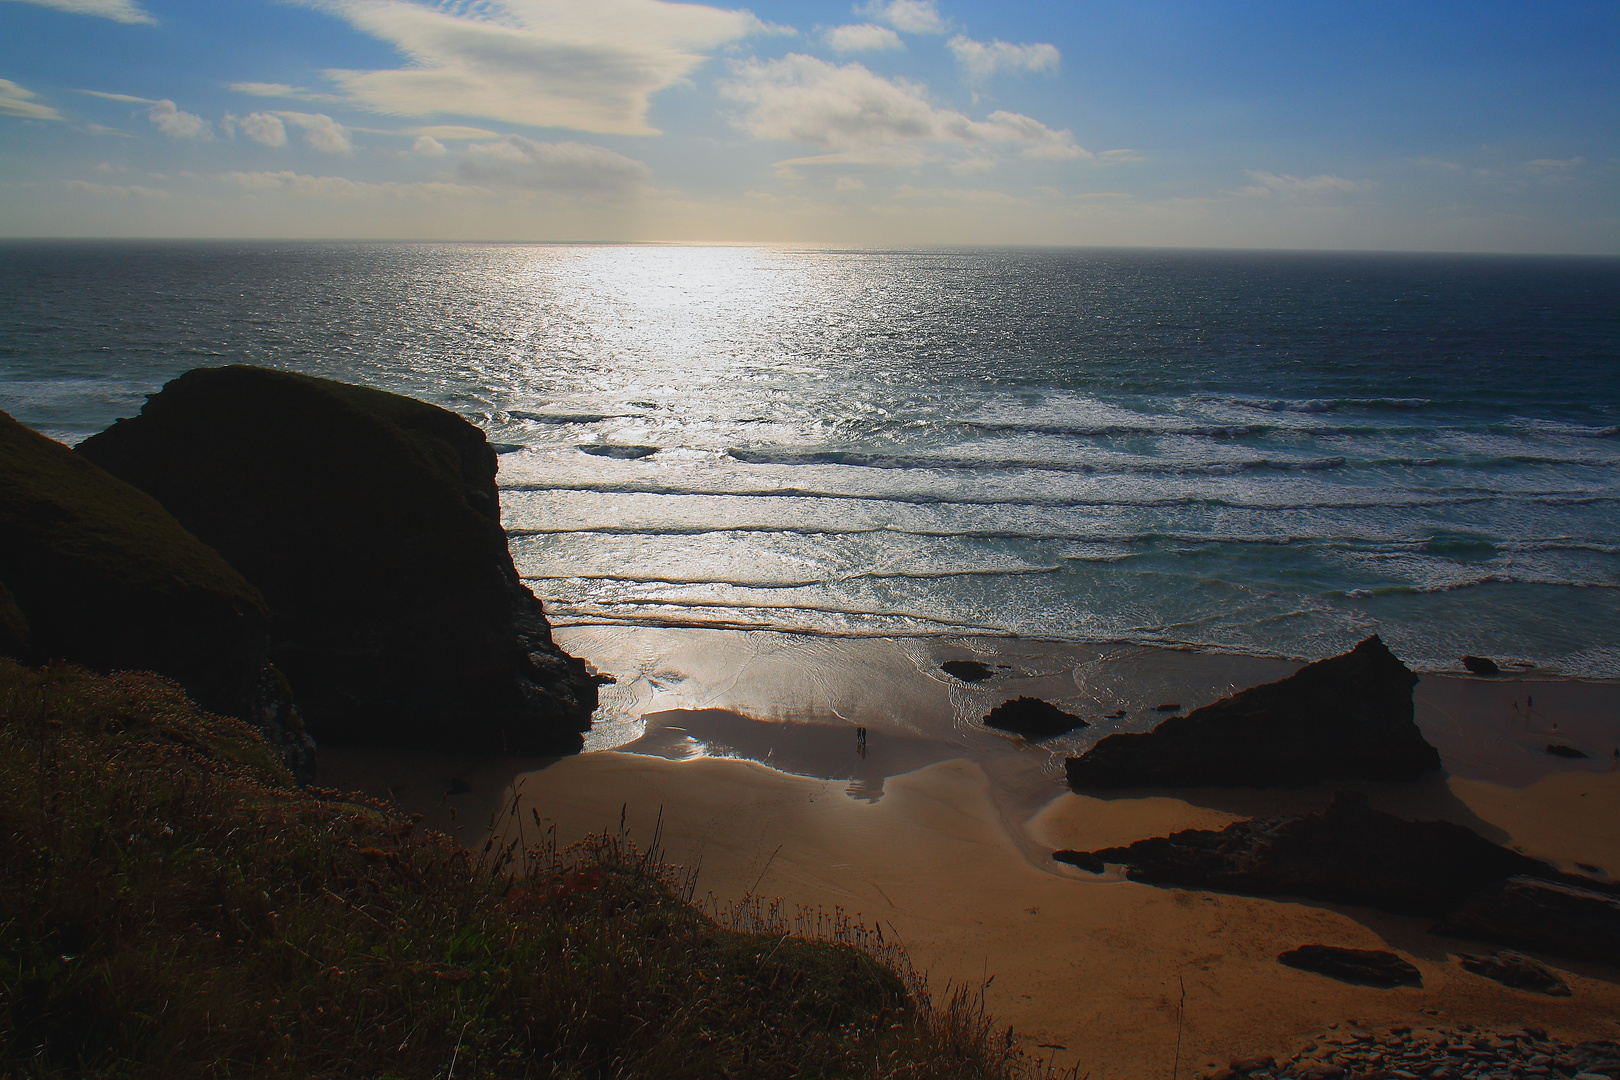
[823,23,903,53]
[458,136,651,194]
[0,78,65,120]
[723,55,1085,169]
[947,36,1060,81]
[62,177,168,196]
[299,0,768,135]
[228,82,343,104]
[855,0,947,35]
[222,169,472,199]
[1240,171,1364,198]
[2,0,154,24]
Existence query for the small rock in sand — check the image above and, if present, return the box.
[941,659,995,683]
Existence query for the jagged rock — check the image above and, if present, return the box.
[941,659,995,683]
[79,366,597,754]
[982,697,1086,739]
[1546,743,1588,759]
[1053,791,1554,917]
[1434,876,1620,966]
[1278,945,1422,988]
[0,581,28,658]
[1463,655,1501,676]
[1456,951,1571,996]
[1065,636,1439,788]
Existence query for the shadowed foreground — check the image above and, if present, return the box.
[0,658,1062,1080]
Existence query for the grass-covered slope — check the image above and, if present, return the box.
[0,658,1038,1080]
[78,366,596,754]
[0,410,270,719]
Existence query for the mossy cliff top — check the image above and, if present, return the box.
[0,409,270,718]
[79,366,597,753]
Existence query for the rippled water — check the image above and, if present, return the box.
[3,242,1617,674]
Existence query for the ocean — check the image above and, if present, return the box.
[3,241,1617,677]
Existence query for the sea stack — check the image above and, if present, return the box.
[79,365,598,754]
[1064,635,1440,788]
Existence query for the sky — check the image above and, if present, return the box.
[0,0,1616,251]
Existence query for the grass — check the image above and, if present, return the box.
[0,658,1074,1079]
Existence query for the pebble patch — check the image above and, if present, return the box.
[1198,1027,1620,1080]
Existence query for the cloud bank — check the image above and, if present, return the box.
[457,136,651,194]
[302,0,769,134]
[722,54,1084,167]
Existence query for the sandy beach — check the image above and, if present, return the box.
[321,627,1620,1079]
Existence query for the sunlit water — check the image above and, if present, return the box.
[3,242,1618,675]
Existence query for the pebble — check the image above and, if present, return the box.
[1205,1030,1620,1080]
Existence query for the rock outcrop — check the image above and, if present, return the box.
[1433,876,1620,967]
[1053,791,1553,917]
[1277,945,1422,988]
[1054,791,1620,966]
[941,660,995,683]
[1462,655,1500,675]
[1455,951,1570,996]
[1064,636,1439,788]
[79,366,597,754]
[982,697,1086,739]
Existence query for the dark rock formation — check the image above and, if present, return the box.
[79,366,597,754]
[941,659,995,683]
[1064,636,1439,789]
[1462,655,1501,675]
[0,410,315,780]
[1434,876,1620,966]
[1053,791,1553,917]
[1545,743,1588,759]
[1456,951,1570,996]
[1277,945,1422,988]
[0,581,28,658]
[982,697,1086,739]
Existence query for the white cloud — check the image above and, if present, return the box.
[1240,171,1364,198]
[62,178,168,197]
[241,112,287,146]
[3,0,154,24]
[413,133,446,155]
[301,0,769,135]
[823,23,902,53]
[222,169,471,199]
[0,78,65,120]
[722,55,1084,167]
[1098,148,1144,165]
[79,89,153,103]
[274,111,351,152]
[1524,157,1583,173]
[855,0,946,34]
[947,36,1060,81]
[458,136,650,194]
[148,100,211,139]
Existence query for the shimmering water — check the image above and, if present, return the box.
[3,241,1617,675]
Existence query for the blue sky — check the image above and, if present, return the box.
[1,0,1615,250]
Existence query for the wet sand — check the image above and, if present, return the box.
[320,627,1620,1079]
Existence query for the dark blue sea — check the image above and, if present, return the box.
[3,242,1617,676]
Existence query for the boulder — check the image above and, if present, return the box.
[1064,636,1439,789]
[79,366,597,754]
[1277,945,1422,988]
[1546,744,1588,759]
[983,697,1086,739]
[941,659,995,683]
[1434,876,1620,967]
[1455,951,1570,996]
[1053,791,1553,917]
[1462,655,1500,676]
